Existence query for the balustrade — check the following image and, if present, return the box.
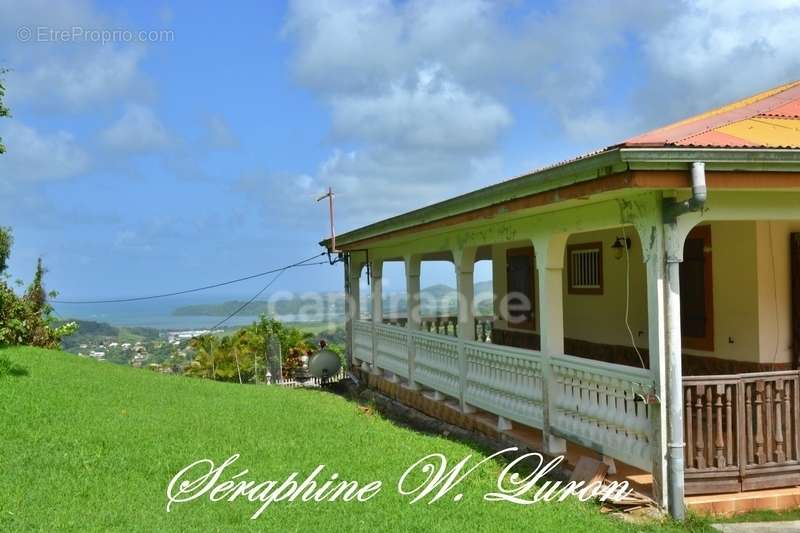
[683,371,800,494]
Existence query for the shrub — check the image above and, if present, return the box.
[0,227,77,349]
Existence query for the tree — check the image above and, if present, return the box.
[0,226,12,276]
[185,315,316,383]
[24,258,47,311]
[187,335,219,379]
[0,68,9,154]
[0,76,76,349]
[0,227,76,348]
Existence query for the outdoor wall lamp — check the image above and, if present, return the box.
[611,236,632,260]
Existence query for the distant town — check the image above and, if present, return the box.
[80,329,224,365]
[58,320,226,372]
[57,318,345,374]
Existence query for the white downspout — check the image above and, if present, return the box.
[663,161,706,520]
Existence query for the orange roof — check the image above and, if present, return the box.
[622,80,800,149]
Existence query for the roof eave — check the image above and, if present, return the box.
[324,147,625,248]
[321,147,800,250]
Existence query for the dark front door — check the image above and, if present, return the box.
[680,225,714,351]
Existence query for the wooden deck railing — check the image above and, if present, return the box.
[683,370,800,494]
[381,315,494,341]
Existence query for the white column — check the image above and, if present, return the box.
[453,247,477,414]
[370,260,383,374]
[405,255,421,389]
[349,262,362,321]
[347,258,363,368]
[370,260,383,323]
[533,233,568,455]
[405,255,422,331]
[636,203,669,510]
[453,249,476,342]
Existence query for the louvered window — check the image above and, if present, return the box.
[567,242,603,294]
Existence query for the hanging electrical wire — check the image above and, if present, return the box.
[51,252,328,304]
[207,269,287,330]
[621,225,647,369]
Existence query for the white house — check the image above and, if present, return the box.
[323,81,800,518]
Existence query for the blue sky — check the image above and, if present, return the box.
[1,0,799,303]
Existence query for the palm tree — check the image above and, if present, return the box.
[188,335,219,379]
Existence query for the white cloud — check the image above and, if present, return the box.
[310,148,501,223]
[0,121,90,184]
[283,0,673,146]
[240,146,502,232]
[0,0,153,112]
[331,65,510,152]
[100,105,173,153]
[277,0,525,226]
[638,0,800,124]
[7,47,150,113]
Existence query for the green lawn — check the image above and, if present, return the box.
[0,347,708,532]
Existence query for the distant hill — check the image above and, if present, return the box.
[172,281,495,317]
[58,319,160,352]
[173,292,345,317]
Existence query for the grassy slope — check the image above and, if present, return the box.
[0,348,703,532]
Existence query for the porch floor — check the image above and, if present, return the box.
[685,487,800,516]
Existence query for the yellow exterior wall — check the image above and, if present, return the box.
[756,220,800,365]
[559,221,767,364]
[695,221,760,363]
[488,222,768,364]
[561,228,649,350]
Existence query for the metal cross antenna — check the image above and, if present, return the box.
[316,186,338,253]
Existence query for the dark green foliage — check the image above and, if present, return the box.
[0,227,77,348]
[24,258,47,311]
[0,226,11,274]
[186,315,316,382]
